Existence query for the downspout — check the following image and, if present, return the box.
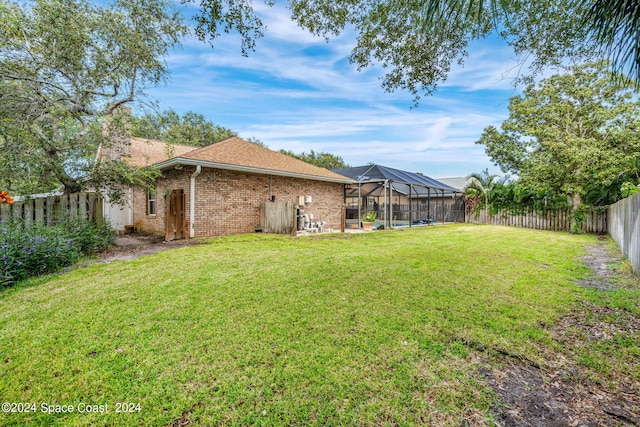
[190,165,201,238]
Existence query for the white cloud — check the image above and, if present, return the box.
[147,4,519,177]
[252,3,326,45]
[439,37,525,92]
[237,102,504,174]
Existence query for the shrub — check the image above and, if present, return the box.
[0,217,113,287]
[620,182,640,198]
[362,211,377,222]
[57,214,114,255]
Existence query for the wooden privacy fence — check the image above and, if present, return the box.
[608,192,640,275]
[0,192,104,226]
[260,201,295,235]
[466,207,608,234]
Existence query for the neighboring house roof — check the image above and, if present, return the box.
[96,137,196,167]
[127,138,196,167]
[436,176,473,192]
[332,164,460,192]
[154,137,352,183]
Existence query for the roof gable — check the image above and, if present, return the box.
[436,177,473,192]
[127,138,196,167]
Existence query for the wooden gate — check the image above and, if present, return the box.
[260,201,295,235]
[165,189,185,240]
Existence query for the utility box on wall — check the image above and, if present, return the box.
[298,195,305,206]
[305,195,312,204]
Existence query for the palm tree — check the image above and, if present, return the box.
[584,0,640,85]
[418,0,640,86]
[466,169,499,223]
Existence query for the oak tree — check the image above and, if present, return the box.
[279,149,349,169]
[477,61,640,229]
[131,109,238,147]
[0,0,186,196]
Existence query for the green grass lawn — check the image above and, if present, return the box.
[0,224,637,426]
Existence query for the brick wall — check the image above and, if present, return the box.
[133,166,344,238]
[132,168,189,236]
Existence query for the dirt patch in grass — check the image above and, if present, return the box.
[484,358,638,426]
[576,237,628,291]
[96,234,205,263]
[485,238,640,426]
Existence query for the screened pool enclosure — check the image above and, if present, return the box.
[332,165,465,230]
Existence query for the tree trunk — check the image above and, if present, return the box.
[54,165,83,194]
[61,177,83,194]
[569,193,582,233]
[485,193,491,224]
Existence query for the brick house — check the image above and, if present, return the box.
[105,137,351,239]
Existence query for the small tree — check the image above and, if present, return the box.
[465,169,499,222]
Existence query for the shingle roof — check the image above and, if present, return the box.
[154,137,352,182]
[127,138,195,167]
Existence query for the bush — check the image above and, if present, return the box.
[362,211,377,222]
[620,182,640,198]
[57,215,114,255]
[0,217,114,286]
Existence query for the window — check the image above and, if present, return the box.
[147,188,157,216]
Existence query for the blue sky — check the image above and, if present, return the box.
[145,3,528,178]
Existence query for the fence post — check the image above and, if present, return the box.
[12,202,23,222]
[88,193,96,223]
[35,198,44,224]
[60,194,69,218]
[23,199,34,227]
[0,203,10,222]
[95,194,104,225]
[79,192,87,220]
[557,209,562,231]
[558,210,562,231]
[69,194,78,217]
[46,196,56,225]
